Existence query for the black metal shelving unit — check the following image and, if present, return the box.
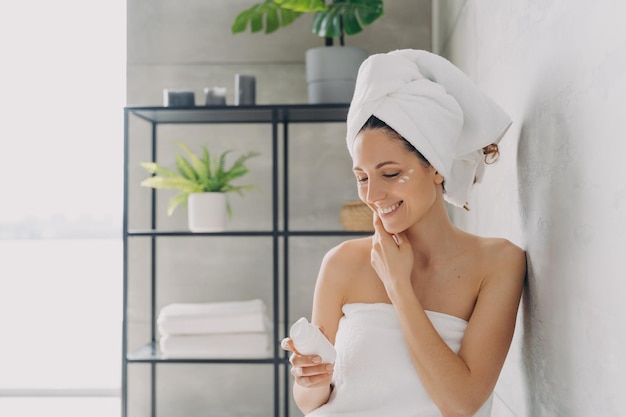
[122,103,369,417]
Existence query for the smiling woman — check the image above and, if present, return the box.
[0,0,125,415]
[280,49,526,417]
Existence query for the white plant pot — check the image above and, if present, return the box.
[187,192,227,232]
[305,46,368,104]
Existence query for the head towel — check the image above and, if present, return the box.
[346,49,512,208]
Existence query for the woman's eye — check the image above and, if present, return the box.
[356,177,368,183]
[383,172,400,179]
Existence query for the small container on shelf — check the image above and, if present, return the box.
[234,74,256,105]
[204,87,227,106]
[163,89,195,107]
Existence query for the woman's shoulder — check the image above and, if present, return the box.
[315,237,375,303]
[324,236,372,263]
[471,235,526,286]
[477,236,525,265]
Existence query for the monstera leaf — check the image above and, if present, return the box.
[232,0,383,40]
[313,0,383,38]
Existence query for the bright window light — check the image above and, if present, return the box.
[0,0,126,412]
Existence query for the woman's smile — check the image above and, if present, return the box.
[376,201,403,216]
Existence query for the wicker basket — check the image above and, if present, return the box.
[339,200,374,231]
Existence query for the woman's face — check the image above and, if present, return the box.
[351,128,443,234]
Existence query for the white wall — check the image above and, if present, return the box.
[436,1,626,416]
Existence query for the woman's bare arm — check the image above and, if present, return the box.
[287,241,353,414]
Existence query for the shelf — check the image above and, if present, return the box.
[127,342,285,364]
[126,103,350,125]
[126,230,275,237]
[126,229,372,237]
[123,102,356,417]
[286,230,372,237]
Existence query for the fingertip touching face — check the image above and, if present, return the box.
[351,127,444,234]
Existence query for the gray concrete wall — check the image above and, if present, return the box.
[436,1,626,416]
[126,1,431,416]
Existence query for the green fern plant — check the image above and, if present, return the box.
[232,0,384,46]
[140,142,260,216]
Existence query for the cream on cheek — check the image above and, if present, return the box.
[397,168,414,184]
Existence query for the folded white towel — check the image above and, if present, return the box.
[159,299,266,319]
[158,311,270,336]
[160,332,272,359]
[158,299,270,335]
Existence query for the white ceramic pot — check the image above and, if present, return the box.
[305,46,368,104]
[187,192,227,232]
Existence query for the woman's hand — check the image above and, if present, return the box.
[281,337,334,389]
[370,213,414,294]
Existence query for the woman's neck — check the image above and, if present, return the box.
[404,198,464,268]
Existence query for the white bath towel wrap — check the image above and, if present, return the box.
[306,303,492,417]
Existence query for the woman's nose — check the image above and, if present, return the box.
[364,178,386,203]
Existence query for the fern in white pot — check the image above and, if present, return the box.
[140,142,259,232]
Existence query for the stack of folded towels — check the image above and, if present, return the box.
[157,298,272,359]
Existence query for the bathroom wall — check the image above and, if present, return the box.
[125,1,431,416]
[436,1,626,416]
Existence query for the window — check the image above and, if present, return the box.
[0,1,125,415]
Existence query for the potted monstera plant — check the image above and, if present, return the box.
[232,0,384,103]
[140,142,259,232]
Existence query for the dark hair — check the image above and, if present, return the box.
[359,115,500,170]
[359,116,431,168]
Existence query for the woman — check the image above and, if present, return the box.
[281,49,526,417]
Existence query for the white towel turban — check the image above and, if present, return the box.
[346,49,512,208]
